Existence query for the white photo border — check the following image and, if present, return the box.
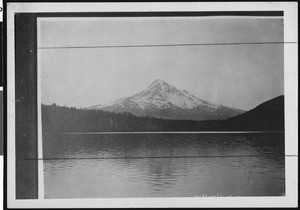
[6,2,298,208]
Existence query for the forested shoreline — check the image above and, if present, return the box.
[42,96,284,133]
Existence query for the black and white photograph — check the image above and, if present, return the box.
[5,2,298,208]
[40,14,285,198]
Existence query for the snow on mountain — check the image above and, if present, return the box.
[88,79,245,120]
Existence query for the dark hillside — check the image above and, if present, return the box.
[42,95,284,132]
[224,95,284,131]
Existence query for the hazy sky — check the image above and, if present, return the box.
[39,16,283,110]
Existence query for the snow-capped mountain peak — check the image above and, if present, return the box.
[147,79,176,91]
[88,79,245,120]
[129,79,211,110]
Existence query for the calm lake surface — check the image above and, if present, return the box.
[43,132,285,198]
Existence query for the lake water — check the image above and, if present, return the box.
[43,132,285,198]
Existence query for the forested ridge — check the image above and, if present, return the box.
[42,95,284,132]
[42,104,215,132]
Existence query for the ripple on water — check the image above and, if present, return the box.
[43,133,285,198]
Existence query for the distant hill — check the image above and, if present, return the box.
[42,95,284,132]
[223,95,284,131]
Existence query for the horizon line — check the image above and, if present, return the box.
[41,94,284,111]
[63,131,284,135]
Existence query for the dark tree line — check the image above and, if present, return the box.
[42,104,214,132]
[42,96,284,133]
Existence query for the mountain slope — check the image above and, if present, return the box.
[224,95,284,131]
[43,95,284,133]
[89,79,245,120]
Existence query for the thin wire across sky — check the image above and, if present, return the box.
[38,41,296,49]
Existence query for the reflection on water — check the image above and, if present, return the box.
[43,133,285,198]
